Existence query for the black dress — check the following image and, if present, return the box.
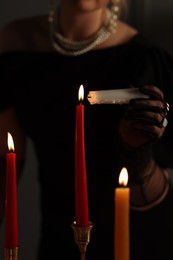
[0,34,173,260]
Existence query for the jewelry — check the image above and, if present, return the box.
[161,117,168,128]
[109,0,120,34]
[48,0,120,56]
[159,100,169,127]
[160,101,170,117]
[163,101,170,112]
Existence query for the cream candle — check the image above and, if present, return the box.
[87,88,149,105]
[115,167,130,260]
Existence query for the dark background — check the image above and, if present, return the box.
[0,1,173,260]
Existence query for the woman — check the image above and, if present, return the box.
[0,0,173,259]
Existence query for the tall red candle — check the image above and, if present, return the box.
[75,84,89,227]
[5,132,18,248]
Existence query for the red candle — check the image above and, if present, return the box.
[5,132,18,248]
[75,84,89,227]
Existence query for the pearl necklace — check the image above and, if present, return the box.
[49,8,118,56]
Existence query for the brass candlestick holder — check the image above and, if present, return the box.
[4,247,18,260]
[71,221,94,260]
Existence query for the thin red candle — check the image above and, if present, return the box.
[5,132,18,248]
[75,84,89,227]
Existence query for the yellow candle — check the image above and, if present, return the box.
[115,167,130,260]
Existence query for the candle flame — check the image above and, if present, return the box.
[7,132,15,152]
[119,167,128,187]
[78,84,84,102]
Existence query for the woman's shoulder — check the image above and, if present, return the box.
[0,14,52,53]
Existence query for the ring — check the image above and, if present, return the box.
[163,101,170,112]
[160,101,170,118]
[160,117,168,128]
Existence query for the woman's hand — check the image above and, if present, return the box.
[119,85,169,148]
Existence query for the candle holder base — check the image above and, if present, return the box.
[4,247,18,260]
[71,221,94,260]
